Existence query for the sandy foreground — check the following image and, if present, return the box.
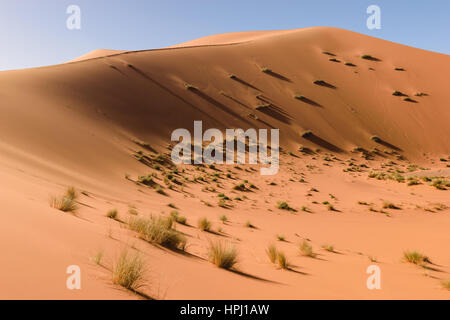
[0,27,449,300]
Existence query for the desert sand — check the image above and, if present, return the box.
[0,27,449,300]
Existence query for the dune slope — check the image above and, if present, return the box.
[0,27,449,299]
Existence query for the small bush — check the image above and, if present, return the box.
[208,240,238,269]
[184,83,197,90]
[106,209,118,219]
[261,67,272,73]
[170,211,187,225]
[383,201,400,210]
[112,249,146,291]
[371,135,381,143]
[220,215,228,224]
[277,201,295,212]
[92,249,104,265]
[128,205,139,215]
[322,244,334,252]
[277,234,286,241]
[128,216,186,250]
[301,130,313,138]
[266,244,278,263]
[403,250,431,265]
[244,221,255,228]
[277,251,289,269]
[442,280,450,290]
[198,217,212,232]
[299,240,316,258]
[50,187,78,212]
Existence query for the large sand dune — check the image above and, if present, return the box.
[0,27,449,299]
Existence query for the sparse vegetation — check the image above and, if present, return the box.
[244,220,255,228]
[184,83,197,90]
[277,251,289,269]
[112,249,146,292]
[208,240,238,269]
[441,280,450,290]
[301,130,313,138]
[198,217,212,232]
[220,214,228,224]
[371,135,381,143]
[299,240,316,258]
[403,250,431,266]
[266,244,278,263]
[170,211,187,225]
[277,234,286,241]
[92,249,104,265]
[383,201,401,210]
[106,209,119,220]
[128,215,186,250]
[277,201,295,212]
[50,187,78,213]
[322,244,334,252]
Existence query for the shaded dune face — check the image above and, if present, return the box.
[0,27,449,300]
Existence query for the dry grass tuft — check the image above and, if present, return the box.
[128,215,186,250]
[299,240,316,258]
[208,240,238,269]
[112,249,146,291]
[50,187,78,212]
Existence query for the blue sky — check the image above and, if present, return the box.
[0,0,448,70]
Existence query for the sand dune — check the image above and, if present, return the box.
[0,27,449,299]
[68,49,126,62]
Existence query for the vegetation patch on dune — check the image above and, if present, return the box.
[112,249,146,292]
[208,240,238,269]
[128,215,186,250]
[50,187,78,213]
[299,240,316,258]
[403,250,431,266]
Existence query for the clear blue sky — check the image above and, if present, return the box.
[0,0,448,70]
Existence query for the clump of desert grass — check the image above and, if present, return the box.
[276,234,286,241]
[106,209,119,220]
[198,217,212,232]
[220,214,228,224]
[244,220,255,228]
[128,205,139,216]
[50,186,78,213]
[112,249,146,292]
[128,215,186,250]
[266,244,278,263]
[277,251,289,269]
[266,244,289,269]
[321,244,335,253]
[299,240,316,258]
[277,201,296,212]
[170,210,187,225]
[92,249,104,265]
[403,250,431,266]
[383,201,401,210]
[441,280,450,290]
[184,83,197,91]
[207,240,238,269]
